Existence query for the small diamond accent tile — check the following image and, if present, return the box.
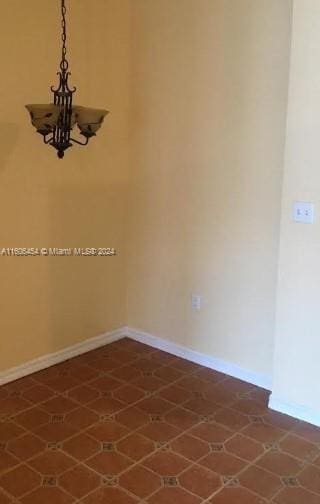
[102,442,115,451]
[101,391,112,398]
[47,441,63,450]
[163,476,178,486]
[249,415,265,424]
[156,442,170,451]
[222,476,240,487]
[102,475,118,486]
[42,476,57,486]
[192,391,204,399]
[211,443,225,452]
[0,416,11,423]
[99,414,115,422]
[51,414,65,423]
[282,476,300,487]
[199,415,214,423]
[150,414,164,422]
[264,442,280,451]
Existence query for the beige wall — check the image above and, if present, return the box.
[1,0,302,403]
[127,0,293,378]
[0,0,131,371]
[272,0,320,422]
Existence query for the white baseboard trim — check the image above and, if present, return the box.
[4,323,320,427]
[0,324,272,393]
[127,327,272,390]
[0,327,127,386]
[269,394,320,428]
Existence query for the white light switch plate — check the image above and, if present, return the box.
[191,294,201,312]
[293,201,314,224]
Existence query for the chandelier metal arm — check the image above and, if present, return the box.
[70,136,90,146]
[43,132,89,148]
[43,134,54,145]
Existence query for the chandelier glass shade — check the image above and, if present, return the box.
[26,0,108,159]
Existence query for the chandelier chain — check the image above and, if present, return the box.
[61,0,68,71]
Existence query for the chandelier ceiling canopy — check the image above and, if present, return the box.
[26,0,108,159]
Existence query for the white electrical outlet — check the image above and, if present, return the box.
[191,294,201,312]
[293,201,314,224]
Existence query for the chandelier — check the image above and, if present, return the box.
[26,0,108,159]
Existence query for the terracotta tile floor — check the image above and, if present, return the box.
[1,337,320,503]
